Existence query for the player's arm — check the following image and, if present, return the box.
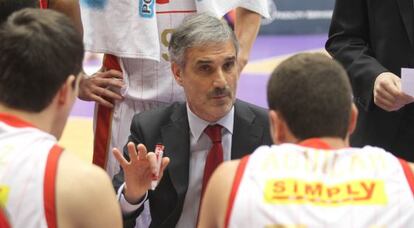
[325,0,387,110]
[234,7,261,73]
[50,0,124,108]
[198,160,239,228]
[56,152,123,228]
[48,0,83,35]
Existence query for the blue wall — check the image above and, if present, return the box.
[260,0,335,35]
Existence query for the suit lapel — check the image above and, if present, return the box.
[397,0,414,47]
[161,104,190,199]
[231,100,264,159]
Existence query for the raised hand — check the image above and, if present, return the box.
[112,142,169,204]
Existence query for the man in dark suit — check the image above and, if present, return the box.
[326,0,414,161]
[112,13,272,228]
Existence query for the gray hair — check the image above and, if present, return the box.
[168,13,239,66]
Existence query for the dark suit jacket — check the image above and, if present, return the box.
[113,100,272,228]
[326,0,414,160]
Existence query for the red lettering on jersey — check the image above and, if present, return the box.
[273,181,286,193]
[327,187,340,197]
[357,182,375,200]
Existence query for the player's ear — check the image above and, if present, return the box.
[269,110,283,144]
[348,103,358,135]
[171,62,183,86]
[56,75,77,105]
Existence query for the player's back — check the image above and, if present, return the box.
[0,113,61,227]
[0,113,122,227]
[227,139,414,228]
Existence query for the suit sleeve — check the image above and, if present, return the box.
[325,0,388,110]
[112,115,146,228]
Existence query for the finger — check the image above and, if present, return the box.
[106,69,123,79]
[374,88,397,104]
[89,78,124,93]
[158,157,170,180]
[106,78,125,89]
[90,94,114,108]
[376,95,405,111]
[99,87,123,100]
[145,152,158,175]
[94,70,123,79]
[93,77,125,89]
[160,157,170,172]
[127,142,139,163]
[380,79,401,98]
[136,144,148,160]
[374,96,395,111]
[394,77,402,90]
[112,148,129,168]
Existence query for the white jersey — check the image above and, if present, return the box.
[0,114,62,228]
[227,139,414,228]
[81,0,198,103]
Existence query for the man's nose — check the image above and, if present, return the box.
[212,69,227,88]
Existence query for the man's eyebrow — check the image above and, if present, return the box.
[195,59,213,65]
[225,56,237,62]
[195,55,236,65]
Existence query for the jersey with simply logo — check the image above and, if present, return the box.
[226,139,414,228]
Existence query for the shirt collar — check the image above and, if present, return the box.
[0,113,35,128]
[186,103,234,142]
[298,138,332,149]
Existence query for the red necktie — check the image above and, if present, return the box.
[196,124,223,225]
[201,124,224,198]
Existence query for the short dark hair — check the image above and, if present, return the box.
[267,53,352,140]
[0,8,84,112]
[0,0,38,22]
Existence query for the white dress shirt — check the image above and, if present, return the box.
[176,104,234,227]
[118,104,234,228]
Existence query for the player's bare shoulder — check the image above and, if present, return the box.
[55,151,122,228]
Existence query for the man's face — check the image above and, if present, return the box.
[173,40,238,122]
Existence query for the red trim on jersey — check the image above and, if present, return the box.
[156,0,170,4]
[39,0,48,9]
[92,54,120,169]
[298,138,332,150]
[0,209,10,228]
[224,155,250,228]
[398,158,414,196]
[157,10,197,14]
[0,113,35,128]
[44,144,63,228]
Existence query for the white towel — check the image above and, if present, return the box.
[80,0,271,61]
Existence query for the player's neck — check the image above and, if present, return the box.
[314,137,349,149]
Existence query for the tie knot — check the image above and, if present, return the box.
[204,124,222,143]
